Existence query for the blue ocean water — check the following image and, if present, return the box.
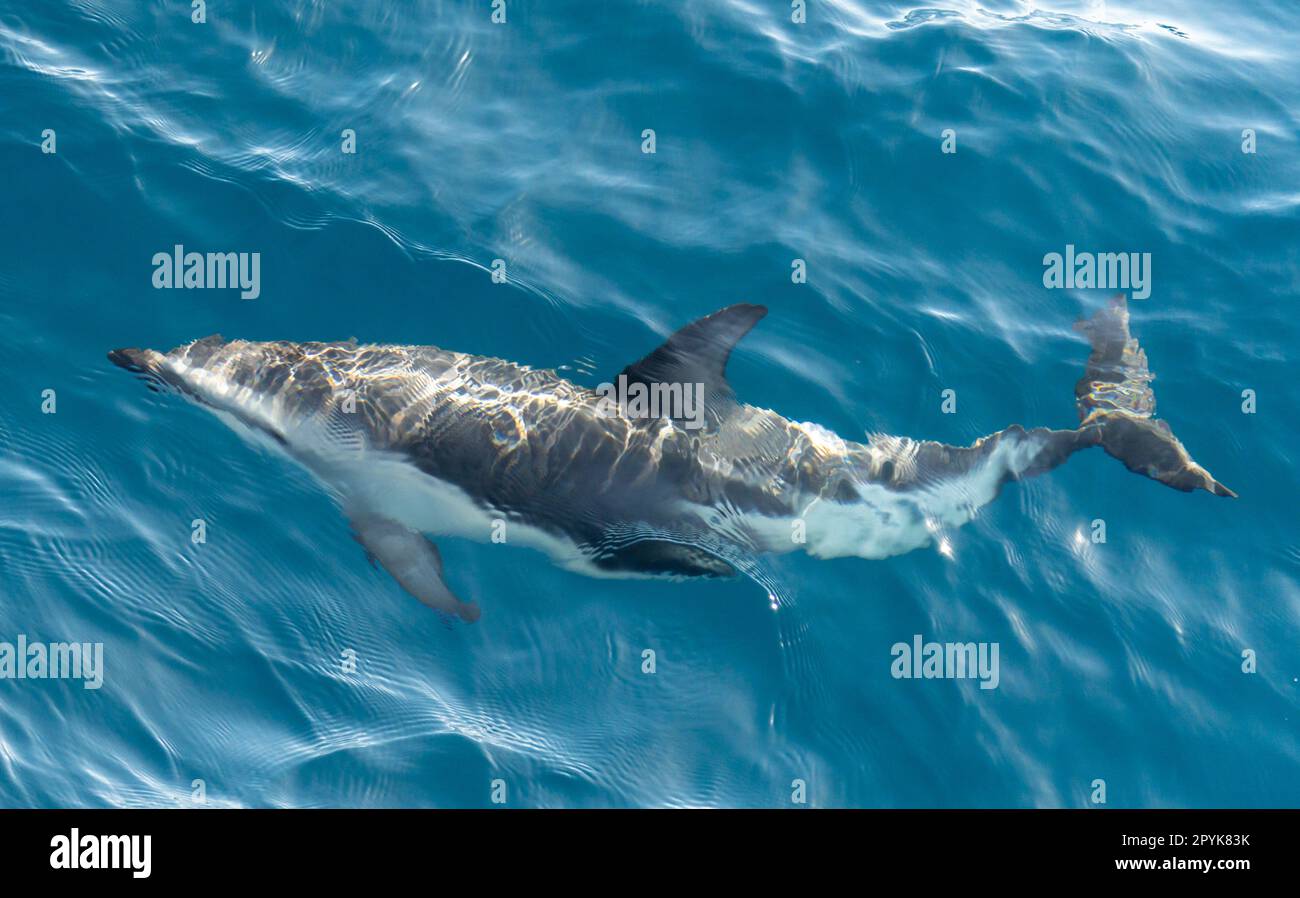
[1,0,1297,808]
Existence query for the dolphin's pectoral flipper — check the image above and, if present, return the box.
[349,514,482,622]
[1072,295,1235,497]
[591,539,739,579]
[618,303,767,429]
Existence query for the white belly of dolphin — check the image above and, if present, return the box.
[326,453,611,576]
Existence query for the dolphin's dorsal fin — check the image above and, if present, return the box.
[618,303,766,428]
[620,303,766,387]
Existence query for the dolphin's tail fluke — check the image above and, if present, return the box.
[1072,295,1235,498]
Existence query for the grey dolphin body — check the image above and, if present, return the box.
[109,296,1233,621]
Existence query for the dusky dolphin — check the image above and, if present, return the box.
[109,295,1233,621]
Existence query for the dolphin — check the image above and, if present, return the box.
[109,295,1233,621]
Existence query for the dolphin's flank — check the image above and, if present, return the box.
[109,296,1233,621]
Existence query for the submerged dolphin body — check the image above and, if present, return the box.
[110,296,1233,621]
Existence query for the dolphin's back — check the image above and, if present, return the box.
[110,336,677,535]
[111,335,604,447]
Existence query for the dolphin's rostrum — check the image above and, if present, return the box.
[109,295,1233,621]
